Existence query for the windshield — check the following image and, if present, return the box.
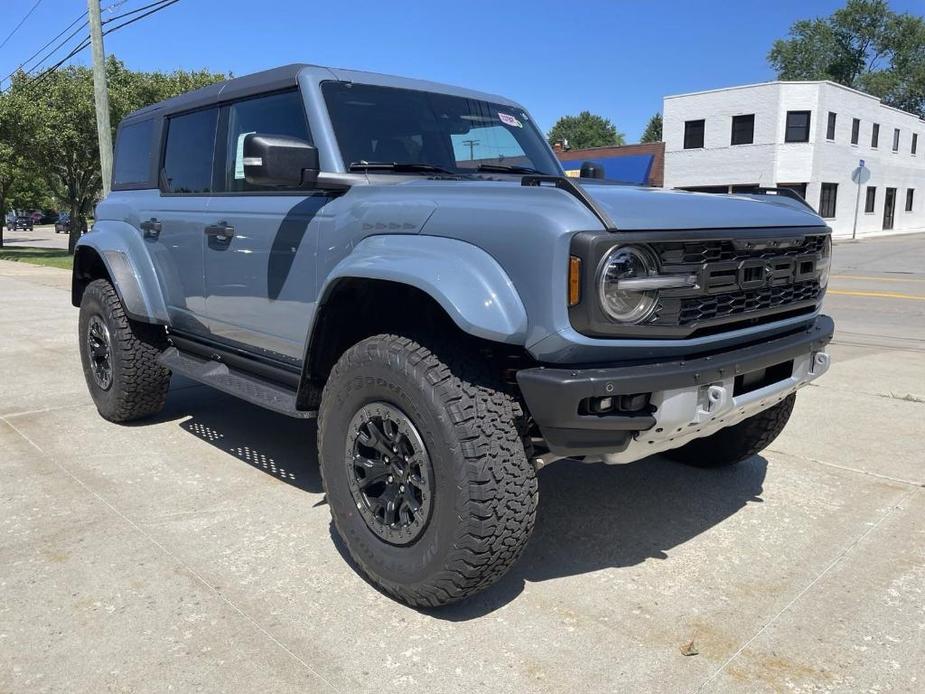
[322,81,562,176]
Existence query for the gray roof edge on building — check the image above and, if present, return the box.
[121,63,524,125]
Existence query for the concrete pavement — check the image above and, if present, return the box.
[1,234,923,693]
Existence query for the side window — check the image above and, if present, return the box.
[113,119,155,188]
[162,108,218,194]
[223,90,311,192]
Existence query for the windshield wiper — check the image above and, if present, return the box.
[348,161,456,174]
[475,163,543,174]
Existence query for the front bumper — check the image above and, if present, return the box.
[517,315,834,462]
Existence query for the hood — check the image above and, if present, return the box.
[576,183,825,230]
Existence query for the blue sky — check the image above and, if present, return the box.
[2,0,922,141]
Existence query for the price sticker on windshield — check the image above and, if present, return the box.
[498,112,523,128]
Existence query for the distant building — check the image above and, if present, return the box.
[555,142,664,187]
[663,81,925,237]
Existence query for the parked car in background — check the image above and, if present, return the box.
[39,211,60,225]
[29,211,43,224]
[12,215,34,231]
[55,214,70,234]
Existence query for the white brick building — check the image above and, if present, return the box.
[663,81,925,238]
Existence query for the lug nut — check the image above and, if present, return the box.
[387,476,393,483]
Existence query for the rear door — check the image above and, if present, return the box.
[201,89,332,362]
[139,107,219,337]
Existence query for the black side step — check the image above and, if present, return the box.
[159,347,315,419]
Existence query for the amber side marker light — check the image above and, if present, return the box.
[568,255,582,306]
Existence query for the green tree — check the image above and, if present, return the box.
[547,111,624,149]
[640,113,662,143]
[768,0,925,116]
[6,57,227,253]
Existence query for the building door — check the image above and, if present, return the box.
[883,187,896,230]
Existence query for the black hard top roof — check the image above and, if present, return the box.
[122,63,312,123]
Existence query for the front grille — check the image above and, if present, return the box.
[652,235,826,265]
[678,280,821,324]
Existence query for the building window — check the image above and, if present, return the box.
[730,114,754,145]
[851,118,860,145]
[777,182,807,200]
[871,123,880,148]
[785,111,811,142]
[892,128,900,152]
[913,133,919,155]
[865,186,876,213]
[826,112,837,140]
[684,119,705,149]
[906,189,915,212]
[819,183,838,218]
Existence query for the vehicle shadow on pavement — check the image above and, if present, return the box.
[156,383,323,494]
[429,456,768,620]
[158,385,767,619]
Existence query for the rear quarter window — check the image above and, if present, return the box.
[113,119,155,188]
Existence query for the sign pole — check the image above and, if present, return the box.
[851,159,867,241]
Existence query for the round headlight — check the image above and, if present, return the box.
[818,235,832,288]
[599,245,658,323]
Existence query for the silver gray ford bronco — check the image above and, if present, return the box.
[73,64,834,606]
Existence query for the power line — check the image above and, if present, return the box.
[0,13,89,88]
[4,0,182,96]
[103,0,174,25]
[102,0,181,35]
[0,0,47,50]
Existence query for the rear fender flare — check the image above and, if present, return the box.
[73,221,168,324]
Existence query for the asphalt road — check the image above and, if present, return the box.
[0,233,922,693]
[2,224,71,250]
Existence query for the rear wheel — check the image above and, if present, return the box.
[663,394,796,468]
[318,334,537,607]
[78,279,171,422]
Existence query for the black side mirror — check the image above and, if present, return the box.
[243,134,319,187]
[580,161,606,179]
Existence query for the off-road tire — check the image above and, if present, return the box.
[78,279,171,422]
[663,393,796,468]
[317,334,538,607]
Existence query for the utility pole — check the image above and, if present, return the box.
[462,139,479,161]
[87,0,113,196]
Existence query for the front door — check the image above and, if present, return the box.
[201,90,330,362]
[141,106,220,337]
[883,187,896,230]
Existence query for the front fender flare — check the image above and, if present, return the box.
[320,235,529,344]
[73,221,169,324]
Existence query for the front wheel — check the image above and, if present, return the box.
[318,334,537,607]
[78,279,171,422]
[662,393,796,468]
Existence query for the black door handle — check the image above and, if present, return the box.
[140,218,161,238]
[204,221,235,240]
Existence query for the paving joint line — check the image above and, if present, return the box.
[693,485,920,693]
[0,415,342,693]
[769,447,924,488]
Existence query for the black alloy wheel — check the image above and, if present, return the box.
[346,402,434,545]
[86,314,114,391]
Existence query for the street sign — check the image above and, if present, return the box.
[851,161,870,184]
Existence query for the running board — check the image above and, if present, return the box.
[159,347,316,419]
